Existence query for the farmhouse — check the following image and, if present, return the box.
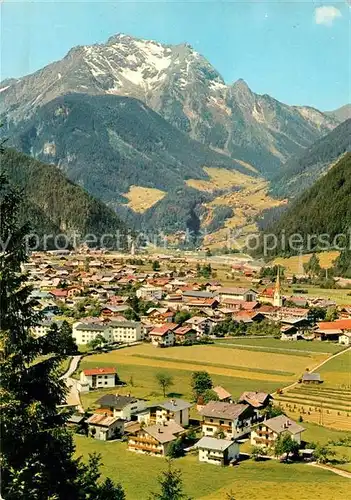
[199,401,256,439]
[251,415,305,448]
[80,367,118,389]
[238,391,272,410]
[86,413,124,441]
[128,421,185,456]
[194,436,240,466]
[316,319,351,343]
[95,394,146,420]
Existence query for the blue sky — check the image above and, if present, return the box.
[1,0,350,110]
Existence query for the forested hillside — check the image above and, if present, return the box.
[1,148,127,249]
[256,153,351,258]
[270,119,351,199]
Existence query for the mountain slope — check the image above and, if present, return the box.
[1,148,127,248]
[257,153,351,257]
[7,92,250,196]
[326,104,351,123]
[6,93,256,235]
[0,34,337,176]
[270,119,351,199]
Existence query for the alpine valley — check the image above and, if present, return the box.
[1,34,349,244]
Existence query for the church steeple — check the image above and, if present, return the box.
[273,266,283,307]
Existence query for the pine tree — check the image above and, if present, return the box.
[0,170,125,499]
[151,460,191,500]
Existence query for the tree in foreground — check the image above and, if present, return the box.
[274,434,300,461]
[156,372,174,397]
[150,459,191,500]
[191,371,213,401]
[0,171,125,499]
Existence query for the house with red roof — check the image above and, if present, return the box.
[174,326,197,344]
[149,323,178,347]
[49,289,68,299]
[80,367,118,389]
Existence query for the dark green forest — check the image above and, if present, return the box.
[270,119,351,199]
[255,153,351,258]
[1,148,127,249]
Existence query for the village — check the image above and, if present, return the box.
[26,247,351,497]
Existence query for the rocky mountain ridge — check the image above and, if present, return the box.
[1,33,338,176]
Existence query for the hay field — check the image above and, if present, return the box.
[123,185,166,213]
[275,350,351,430]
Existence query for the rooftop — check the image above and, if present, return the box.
[96,394,139,409]
[199,401,249,420]
[86,413,122,427]
[83,367,116,376]
[194,436,235,451]
[143,421,185,444]
[263,415,305,435]
[157,398,193,412]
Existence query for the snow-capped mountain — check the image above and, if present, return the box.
[0,33,338,175]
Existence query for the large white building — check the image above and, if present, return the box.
[136,285,163,301]
[72,320,143,345]
[31,319,63,337]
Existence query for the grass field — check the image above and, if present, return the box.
[215,337,344,354]
[78,343,326,387]
[318,349,351,388]
[74,436,350,500]
[79,361,281,412]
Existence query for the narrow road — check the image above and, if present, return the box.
[274,346,350,395]
[60,354,82,380]
[60,354,84,413]
[309,462,351,479]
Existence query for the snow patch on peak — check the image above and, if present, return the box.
[0,85,10,93]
